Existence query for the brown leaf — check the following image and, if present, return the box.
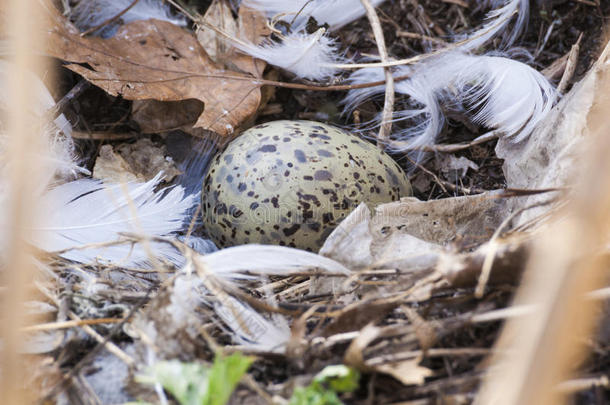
[131,99,203,133]
[343,323,432,385]
[196,2,268,78]
[375,357,433,386]
[44,9,261,135]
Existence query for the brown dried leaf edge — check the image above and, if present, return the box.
[44,6,261,136]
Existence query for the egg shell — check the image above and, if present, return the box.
[201,120,412,251]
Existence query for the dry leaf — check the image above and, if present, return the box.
[93,144,140,182]
[229,5,269,77]
[44,8,261,135]
[344,323,432,385]
[93,139,181,182]
[196,0,238,63]
[196,2,268,78]
[436,154,480,179]
[321,192,506,271]
[131,99,203,134]
[116,138,182,181]
[375,357,433,386]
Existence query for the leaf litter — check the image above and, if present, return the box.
[3,0,610,404]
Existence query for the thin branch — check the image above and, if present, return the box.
[360,0,394,149]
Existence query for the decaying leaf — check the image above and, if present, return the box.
[344,323,433,386]
[320,192,506,271]
[93,144,140,183]
[436,154,480,179]
[197,0,239,63]
[131,99,204,134]
[196,1,269,77]
[93,139,181,183]
[116,138,181,181]
[375,357,434,386]
[44,7,261,135]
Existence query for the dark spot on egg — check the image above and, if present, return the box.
[282,224,300,237]
[294,149,307,163]
[314,170,332,181]
[259,144,277,152]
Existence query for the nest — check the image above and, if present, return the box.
[2,0,609,404]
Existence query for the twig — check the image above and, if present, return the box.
[397,30,447,44]
[557,33,583,94]
[47,78,89,120]
[20,317,124,332]
[80,0,141,36]
[534,19,558,60]
[407,130,500,153]
[360,0,394,149]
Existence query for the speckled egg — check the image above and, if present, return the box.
[201,120,412,251]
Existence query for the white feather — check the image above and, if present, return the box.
[180,244,351,351]
[0,61,83,188]
[196,244,350,279]
[447,53,555,142]
[168,275,291,352]
[70,0,187,37]
[232,29,343,80]
[343,52,556,150]
[459,0,529,50]
[242,0,386,32]
[214,294,291,352]
[344,66,443,152]
[32,173,197,266]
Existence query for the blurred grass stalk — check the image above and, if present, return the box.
[1,0,47,403]
[477,40,610,405]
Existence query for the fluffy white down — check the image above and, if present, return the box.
[459,0,529,50]
[233,30,343,80]
[242,0,386,32]
[343,52,556,150]
[70,0,186,37]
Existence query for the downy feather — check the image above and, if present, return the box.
[70,0,187,38]
[33,173,197,266]
[241,0,386,32]
[213,294,290,351]
[168,275,291,352]
[232,29,344,80]
[344,65,442,153]
[343,52,556,151]
[459,0,529,50]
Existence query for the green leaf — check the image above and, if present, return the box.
[289,386,343,405]
[288,365,360,405]
[314,365,360,393]
[203,353,255,405]
[135,353,254,405]
[136,360,210,405]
